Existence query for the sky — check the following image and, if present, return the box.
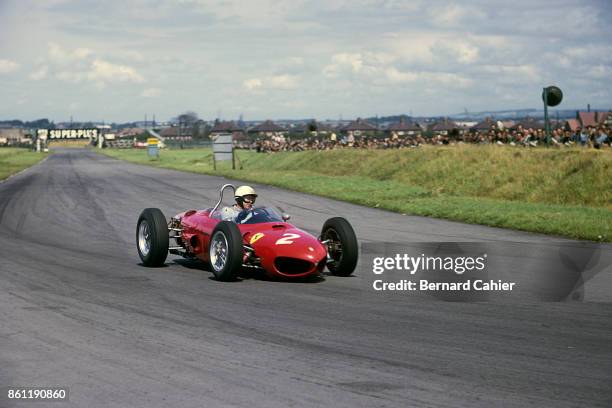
[0,0,611,122]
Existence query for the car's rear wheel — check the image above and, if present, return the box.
[137,208,169,267]
[321,217,358,276]
[208,221,243,281]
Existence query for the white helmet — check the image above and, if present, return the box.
[235,185,257,201]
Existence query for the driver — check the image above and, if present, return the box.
[220,185,258,221]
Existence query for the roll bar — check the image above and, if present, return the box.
[211,184,236,214]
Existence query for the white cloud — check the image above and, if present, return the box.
[561,45,612,66]
[244,78,263,91]
[429,4,485,27]
[40,43,146,88]
[243,75,299,91]
[29,65,49,80]
[384,67,418,83]
[323,51,473,89]
[479,64,540,82]
[48,42,93,65]
[0,59,20,74]
[423,72,473,88]
[382,34,436,65]
[141,87,162,98]
[55,58,144,87]
[56,71,84,83]
[432,39,480,64]
[118,50,145,62]
[287,57,304,66]
[88,59,144,83]
[323,52,397,81]
[384,67,473,88]
[187,0,305,24]
[267,74,299,90]
[323,53,364,77]
[587,65,612,79]
[431,4,467,26]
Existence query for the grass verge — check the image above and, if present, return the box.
[0,148,48,181]
[101,147,612,242]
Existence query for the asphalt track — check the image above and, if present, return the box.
[0,148,611,407]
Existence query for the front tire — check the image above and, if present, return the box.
[321,217,358,276]
[137,208,169,266]
[208,221,243,281]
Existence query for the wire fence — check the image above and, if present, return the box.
[162,140,212,149]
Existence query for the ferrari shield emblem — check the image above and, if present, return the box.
[249,233,264,244]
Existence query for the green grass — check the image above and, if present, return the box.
[101,146,612,242]
[0,148,48,181]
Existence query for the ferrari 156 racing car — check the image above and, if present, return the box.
[136,184,358,280]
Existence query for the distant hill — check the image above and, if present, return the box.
[366,108,611,123]
[446,108,578,121]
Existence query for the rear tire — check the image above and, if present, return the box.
[137,208,169,267]
[208,221,243,281]
[321,217,358,276]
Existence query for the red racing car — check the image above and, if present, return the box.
[136,184,358,280]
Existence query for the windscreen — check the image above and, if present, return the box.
[235,207,283,224]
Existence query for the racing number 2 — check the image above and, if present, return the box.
[275,233,300,245]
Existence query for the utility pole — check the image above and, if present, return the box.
[542,86,563,147]
[543,88,550,146]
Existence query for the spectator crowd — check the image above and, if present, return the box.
[237,124,611,153]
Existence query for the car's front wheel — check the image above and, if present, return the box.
[208,221,243,281]
[321,217,358,276]
[137,208,169,266]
